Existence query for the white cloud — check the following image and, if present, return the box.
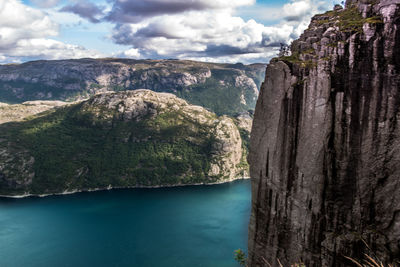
[0,0,103,63]
[184,49,278,64]
[10,39,104,59]
[283,0,313,21]
[119,48,142,58]
[279,0,342,38]
[0,0,58,48]
[107,0,341,63]
[110,8,303,63]
[0,0,342,64]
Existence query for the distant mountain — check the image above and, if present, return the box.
[0,90,249,196]
[0,58,265,116]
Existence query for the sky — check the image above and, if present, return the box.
[0,0,341,64]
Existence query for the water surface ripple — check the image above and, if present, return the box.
[0,180,251,267]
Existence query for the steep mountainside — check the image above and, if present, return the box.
[248,0,400,266]
[0,59,265,116]
[0,90,248,196]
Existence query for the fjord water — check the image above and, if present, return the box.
[0,179,250,267]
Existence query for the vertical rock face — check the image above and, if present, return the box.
[248,0,400,266]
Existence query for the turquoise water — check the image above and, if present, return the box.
[0,180,251,267]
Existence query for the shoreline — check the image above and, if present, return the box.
[0,177,250,199]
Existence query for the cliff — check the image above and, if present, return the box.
[0,90,247,196]
[0,59,265,116]
[248,0,400,266]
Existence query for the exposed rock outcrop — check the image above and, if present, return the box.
[0,100,68,124]
[248,0,400,266]
[0,90,246,196]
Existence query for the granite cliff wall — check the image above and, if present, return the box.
[248,0,400,266]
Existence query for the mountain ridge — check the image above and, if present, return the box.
[0,90,249,196]
[0,58,266,116]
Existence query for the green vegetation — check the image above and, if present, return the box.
[278,52,317,69]
[177,69,255,116]
[236,128,250,174]
[0,97,237,195]
[337,8,368,32]
[302,48,316,55]
[327,42,338,48]
[0,81,71,103]
[277,5,385,70]
[316,7,383,33]
[364,16,384,24]
[90,83,103,89]
[321,56,332,61]
[315,19,330,25]
[234,249,247,266]
[279,52,302,63]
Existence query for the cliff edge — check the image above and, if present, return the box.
[248,0,400,266]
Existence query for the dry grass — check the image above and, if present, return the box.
[245,238,399,267]
[260,256,306,267]
[343,254,400,267]
[257,252,399,267]
[343,238,400,267]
